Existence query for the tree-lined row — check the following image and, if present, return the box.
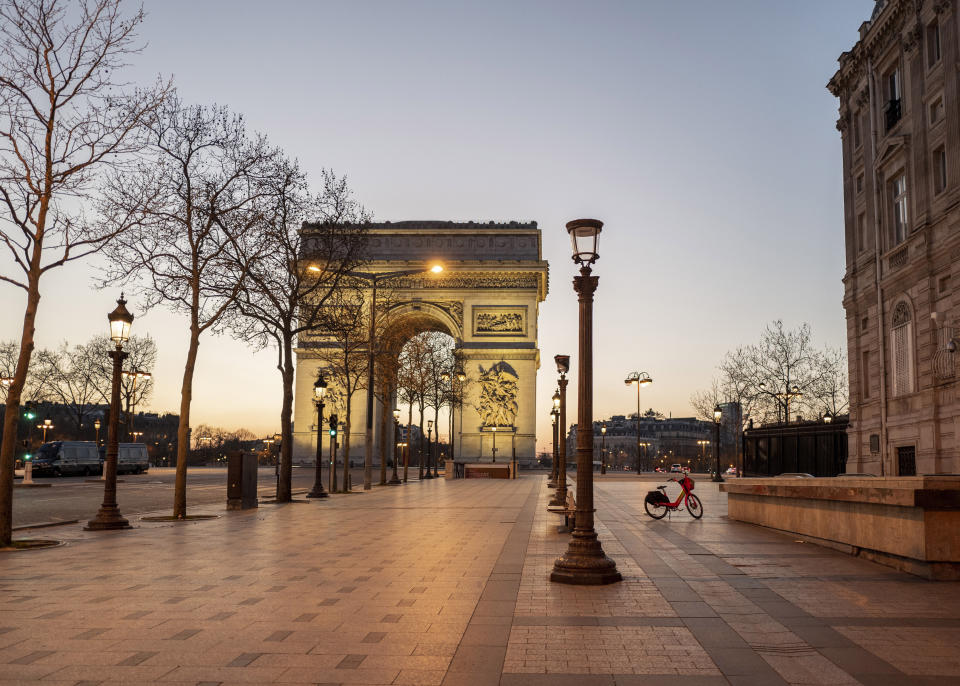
[0,0,371,544]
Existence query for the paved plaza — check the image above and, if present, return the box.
[2,476,960,686]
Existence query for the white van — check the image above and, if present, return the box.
[32,441,101,476]
[118,443,150,474]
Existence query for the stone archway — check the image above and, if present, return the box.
[292,220,549,470]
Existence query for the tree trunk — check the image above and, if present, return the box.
[276,336,295,502]
[418,404,424,477]
[173,325,201,519]
[405,401,413,482]
[0,278,42,546]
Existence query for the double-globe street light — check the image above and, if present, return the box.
[307,373,329,499]
[551,219,621,586]
[758,381,803,424]
[86,296,134,531]
[121,368,151,440]
[37,417,53,443]
[624,371,653,472]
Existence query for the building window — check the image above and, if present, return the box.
[897,446,917,476]
[857,173,864,194]
[891,173,908,245]
[861,350,871,399]
[891,301,914,396]
[884,67,902,131]
[930,96,944,125]
[939,274,950,294]
[934,146,947,195]
[928,21,942,68]
[857,212,867,252]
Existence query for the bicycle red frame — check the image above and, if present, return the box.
[660,477,694,510]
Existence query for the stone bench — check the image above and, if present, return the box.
[463,463,511,479]
[720,476,960,580]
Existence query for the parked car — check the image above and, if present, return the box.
[669,463,683,473]
[99,443,150,475]
[31,441,101,477]
[725,466,737,475]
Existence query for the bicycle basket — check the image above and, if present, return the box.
[681,476,694,491]
[645,490,669,505]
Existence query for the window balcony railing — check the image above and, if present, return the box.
[884,98,902,131]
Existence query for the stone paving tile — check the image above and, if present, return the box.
[3,475,960,686]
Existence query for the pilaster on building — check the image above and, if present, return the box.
[828,0,960,475]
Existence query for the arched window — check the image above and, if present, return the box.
[891,301,914,395]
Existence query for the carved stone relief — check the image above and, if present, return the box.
[477,361,519,427]
[472,306,527,336]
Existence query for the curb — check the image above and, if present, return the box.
[13,519,79,531]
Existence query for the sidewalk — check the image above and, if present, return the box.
[1,476,959,685]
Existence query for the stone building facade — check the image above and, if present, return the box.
[829,0,960,475]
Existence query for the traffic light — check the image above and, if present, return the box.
[23,453,31,461]
[329,428,337,437]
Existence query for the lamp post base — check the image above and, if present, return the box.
[712,474,725,483]
[306,488,329,498]
[388,475,402,485]
[84,506,131,531]
[550,532,622,585]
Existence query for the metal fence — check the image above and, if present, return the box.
[742,418,848,477]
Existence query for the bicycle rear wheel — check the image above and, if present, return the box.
[687,494,703,519]
[644,499,668,519]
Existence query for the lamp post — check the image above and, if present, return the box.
[639,442,650,470]
[390,409,402,484]
[328,414,338,492]
[86,295,134,531]
[552,218,621,585]
[94,419,101,447]
[343,264,443,492]
[511,428,517,479]
[712,404,724,482]
[550,355,570,507]
[491,425,498,463]
[624,371,653,472]
[130,431,143,442]
[37,418,53,443]
[425,419,434,479]
[758,382,803,424]
[308,373,329,499]
[548,393,561,488]
[600,424,607,474]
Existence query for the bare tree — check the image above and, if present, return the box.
[1,339,52,405]
[230,162,368,502]
[86,333,156,436]
[0,0,168,544]
[397,332,433,476]
[35,342,101,436]
[809,346,850,418]
[100,96,277,519]
[314,283,369,492]
[423,331,454,472]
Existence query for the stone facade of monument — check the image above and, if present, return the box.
[829,0,960,475]
[292,221,549,468]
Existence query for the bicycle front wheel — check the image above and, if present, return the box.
[687,494,703,519]
[644,499,668,520]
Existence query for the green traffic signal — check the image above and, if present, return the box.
[24,411,35,420]
[23,453,32,461]
[329,429,337,437]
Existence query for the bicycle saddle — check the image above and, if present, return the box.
[656,485,666,490]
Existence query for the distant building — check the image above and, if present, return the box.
[828,0,960,475]
[567,414,713,471]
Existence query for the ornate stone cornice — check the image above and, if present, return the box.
[828,0,907,100]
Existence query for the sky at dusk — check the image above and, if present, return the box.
[0,0,875,450]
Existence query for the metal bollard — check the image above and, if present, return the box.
[23,461,33,485]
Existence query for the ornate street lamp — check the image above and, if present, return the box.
[547,392,561,488]
[624,371,653,472]
[491,425,498,463]
[600,424,607,474]
[425,419,435,479]
[552,219,621,585]
[86,295,134,531]
[390,409,402,484]
[307,373,329,498]
[550,355,570,508]
[328,414,339,493]
[94,419,101,447]
[712,404,724,483]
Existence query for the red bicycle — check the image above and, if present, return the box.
[644,474,703,519]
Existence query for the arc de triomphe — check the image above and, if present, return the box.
[292,220,549,467]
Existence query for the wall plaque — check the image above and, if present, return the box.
[472,306,527,337]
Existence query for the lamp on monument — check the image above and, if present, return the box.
[441,371,450,384]
[457,367,466,383]
[108,295,134,347]
[567,218,602,265]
